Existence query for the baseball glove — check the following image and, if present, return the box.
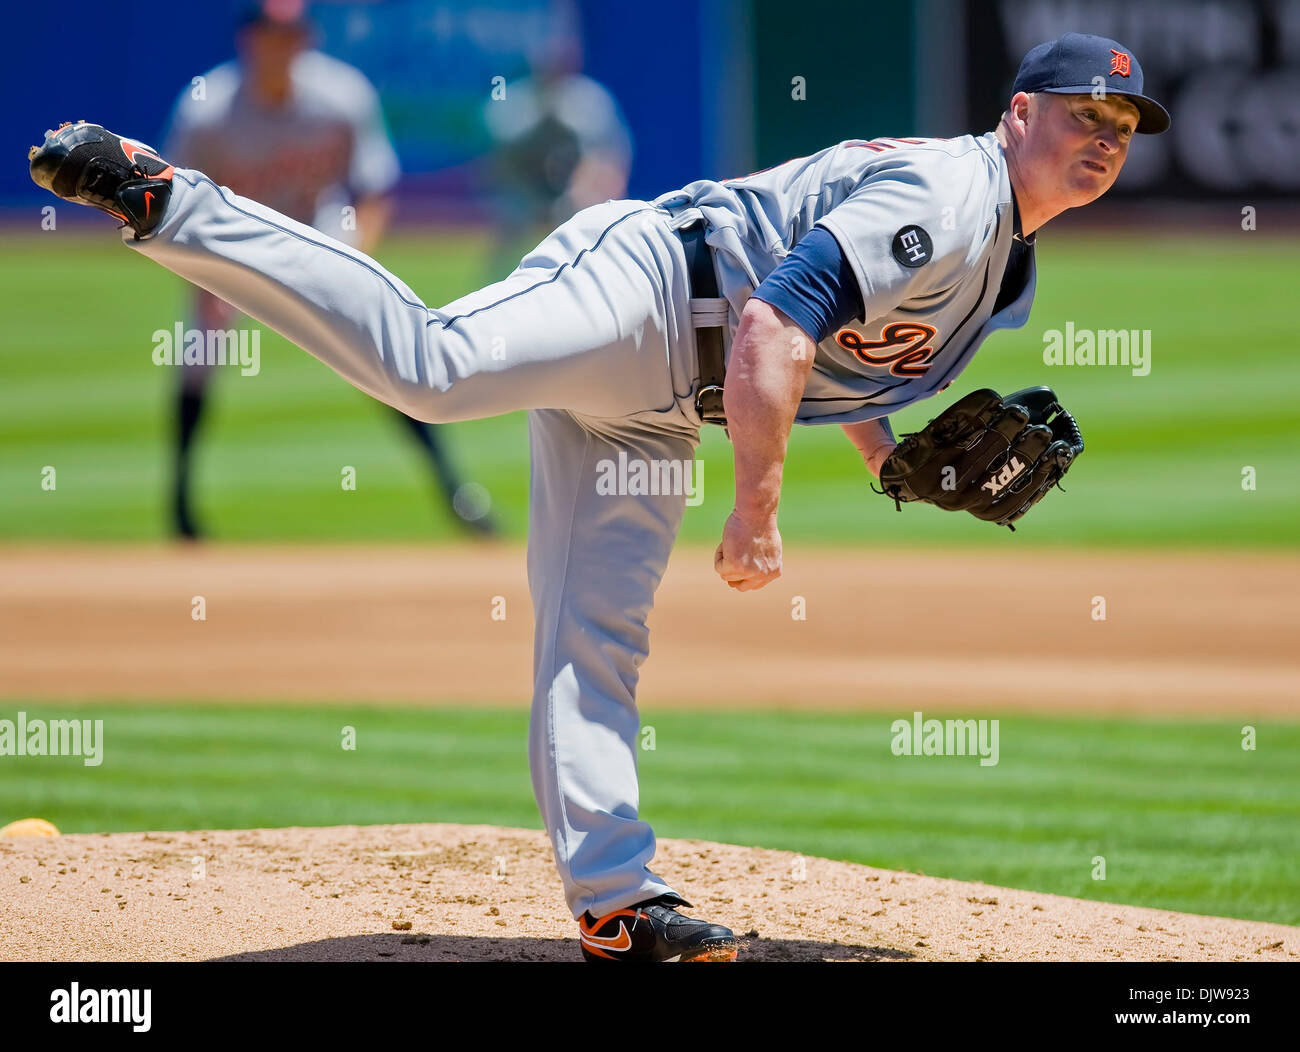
[874,386,1084,530]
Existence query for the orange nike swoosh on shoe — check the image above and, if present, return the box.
[118,138,161,166]
[118,138,174,186]
[578,919,633,952]
[143,191,154,218]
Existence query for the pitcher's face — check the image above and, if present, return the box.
[1021,92,1140,206]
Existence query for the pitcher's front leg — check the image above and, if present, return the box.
[127,173,681,424]
[124,168,482,421]
[526,409,700,920]
[31,122,684,426]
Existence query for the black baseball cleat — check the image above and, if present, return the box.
[577,893,739,962]
[28,121,174,240]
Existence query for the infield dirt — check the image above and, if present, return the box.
[1,543,1296,713]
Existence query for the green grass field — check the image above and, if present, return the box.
[1,702,1295,925]
[2,227,1297,547]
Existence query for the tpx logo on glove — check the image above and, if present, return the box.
[981,456,1026,496]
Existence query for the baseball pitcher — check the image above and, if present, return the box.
[29,31,1168,962]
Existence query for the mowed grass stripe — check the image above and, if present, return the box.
[1,703,1295,925]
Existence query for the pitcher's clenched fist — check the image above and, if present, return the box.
[714,510,782,591]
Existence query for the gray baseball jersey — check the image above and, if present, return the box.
[121,128,1032,924]
[662,132,1035,424]
[164,49,400,229]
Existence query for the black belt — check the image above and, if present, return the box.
[677,220,728,429]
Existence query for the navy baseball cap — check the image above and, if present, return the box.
[1012,33,1170,134]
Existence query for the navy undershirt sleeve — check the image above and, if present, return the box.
[750,226,864,344]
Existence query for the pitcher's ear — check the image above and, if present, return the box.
[1013,91,1036,125]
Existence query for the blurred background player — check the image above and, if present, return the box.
[163,0,497,539]
[482,26,633,279]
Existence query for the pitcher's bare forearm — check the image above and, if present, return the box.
[712,299,815,592]
[842,416,898,477]
[724,298,816,525]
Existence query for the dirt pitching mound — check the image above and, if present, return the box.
[2,824,1294,962]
